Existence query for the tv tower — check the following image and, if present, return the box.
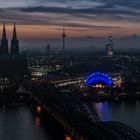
[61,26,66,52]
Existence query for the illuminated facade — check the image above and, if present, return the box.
[85,72,113,87]
[106,36,114,57]
[111,73,123,88]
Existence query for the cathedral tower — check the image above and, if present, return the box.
[11,22,19,55]
[1,23,9,54]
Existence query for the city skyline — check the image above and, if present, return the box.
[1,23,140,52]
[0,0,140,39]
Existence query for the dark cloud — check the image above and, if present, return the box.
[49,23,122,31]
[98,0,140,9]
[0,2,139,26]
[0,0,140,36]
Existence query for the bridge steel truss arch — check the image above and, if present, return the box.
[23,80,140,140]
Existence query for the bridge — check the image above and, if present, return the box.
[20,80,140,140]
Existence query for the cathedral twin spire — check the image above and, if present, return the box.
[1,23,8,54]
[2,23,7,40]
[0,22,19,55]
[12,22,17,40]
[11,22,19,55]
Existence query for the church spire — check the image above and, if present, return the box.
[1,22,9,54]
[2,22,7,40]
[11,22,19,55]
[12,22,17,40]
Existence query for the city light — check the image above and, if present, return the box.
[36,106,42,114]
[0,1,140,140]
[66,136,72,140]
[85,72,113,86]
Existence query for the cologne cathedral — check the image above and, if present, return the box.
[1,23,19,55]
[0,23,27,81]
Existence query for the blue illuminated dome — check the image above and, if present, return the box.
[85,72,112,86]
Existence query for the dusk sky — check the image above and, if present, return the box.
[0,0,140,39]
[0,0,140,51]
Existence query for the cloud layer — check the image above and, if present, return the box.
[0,0,140,38]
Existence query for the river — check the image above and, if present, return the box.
[93,101,140,132]
[0,102,140,140]
[0,105,63,140]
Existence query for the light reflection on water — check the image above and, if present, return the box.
[94,102,111,121]
[93,101,140,132]
[0,105,54,140]
[35,116,41,127]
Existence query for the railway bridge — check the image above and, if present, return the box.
[19,80,140,140]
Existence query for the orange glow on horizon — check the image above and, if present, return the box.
[0,22,140,39]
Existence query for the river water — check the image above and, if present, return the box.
[0,105,63,140]
[93,101,140,132]
[0,102,140,140]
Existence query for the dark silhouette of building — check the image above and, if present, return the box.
[11,22,19,55]
[0,55,27,81]
[1,23,9,55]
[61,26,66,52]
[46,44,51,55]
[0,22,27,82]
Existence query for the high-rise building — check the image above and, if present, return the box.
[1,23,9,55]
[61,27,66,52]
[11,22,19,55]
[46,44,51,55]
[106,36,114,57]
